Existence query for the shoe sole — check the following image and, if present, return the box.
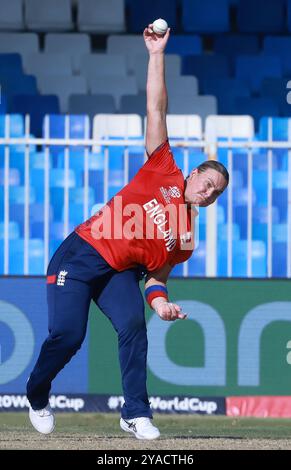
[120,420,160,440]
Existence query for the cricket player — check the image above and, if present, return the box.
[26,24,228,440]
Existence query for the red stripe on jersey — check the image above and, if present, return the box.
[47,274,57,284]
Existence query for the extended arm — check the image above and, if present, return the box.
[145,264,187,321]
[143,24,170,156]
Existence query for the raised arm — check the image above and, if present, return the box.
[145,264,187,321]
[143,24,170,156]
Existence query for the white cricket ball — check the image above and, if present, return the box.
[152,18,168,35]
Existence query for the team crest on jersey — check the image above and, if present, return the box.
[57,270,68,286]
[160,186,181,204]
[180,231,192,245]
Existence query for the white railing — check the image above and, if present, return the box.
[0,127,291,278]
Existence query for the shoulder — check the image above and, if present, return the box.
[143,140,180,175]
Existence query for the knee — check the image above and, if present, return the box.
[119,311,147,338]
[49,331,84,354]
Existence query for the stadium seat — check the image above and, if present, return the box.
[261,78,291,117]
[38,76,87,112]
[235,55,282,93]
[0,114,25,137]
[23,53,72,78]
[45,33,91,74]
[205,115,255,140]
[188,241,206,276]
[25,0,73,31]
[0,221,20,239]
[92,114,143,185]
[0,238,45,274]
[89,76,138,108]
[217,240,267,277]
[182,55,231,81]
[202,78,250,114]
[0,53,22,74]
[272,223,288,242]
[214,35,260,57]
[286,0,291,32]
[0,0,24,30]
[10,95,60,137]
[119,93,146,115]
[127,0,177,33]
[168,95,217,121]
[263,36,291,76]
[49,221,75,240]
[258,117,291,141]
[167,76,199,98]
[0,75,37,106]
[0,168,20,186]
[166,35,202,56]
[273,188,288,222]
[86,170,105,203]
[80,53,127,78]
[0,33,39,55]
[234,205,280,239]
[237,0,285,33]
[234,97,279,129]
[133,54,181,91]
[107,35,145,74]
[218,223,241,241]
[182,0,230,33]
[272,242,287,277]
[68,94,116,119]
[0,95,7,113]
[0,186,36,205]
[77,0,125,33]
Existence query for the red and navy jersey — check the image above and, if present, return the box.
[75,141,194,272]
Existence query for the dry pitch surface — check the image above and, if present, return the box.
[1,413,291,450]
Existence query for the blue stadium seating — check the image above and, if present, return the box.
[0,221,20,239]
[258,117,291,141]
[0,168,20,186]
[182,55,231,81]
[182,0,230,33]
[127,0,177,33]
[272,242,287,277]
[188,241,206,276]
[237,0,285,33]
[1,75,38,107]
[261,78,291,117]
[0,238,44,274]
[217,240,267,277]
[273,188,287,222]
[234,97,279,129]
[235,55,282,93]
[10,95,60,136]
[166,35,202,56]
[263,36,291,76]
[214,35,260,57]
[202,78,250,114]
[0,53,22,74]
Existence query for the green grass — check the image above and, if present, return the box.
[1,413,291,440]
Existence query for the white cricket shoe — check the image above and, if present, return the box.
[29,405,55,434]
[120,417,160,440]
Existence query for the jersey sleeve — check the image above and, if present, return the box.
[143,140,180,175]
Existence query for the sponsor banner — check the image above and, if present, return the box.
[89,279,291,396]
[227,396,291,418]
[0,393,225,415]
[0,278,88,393]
